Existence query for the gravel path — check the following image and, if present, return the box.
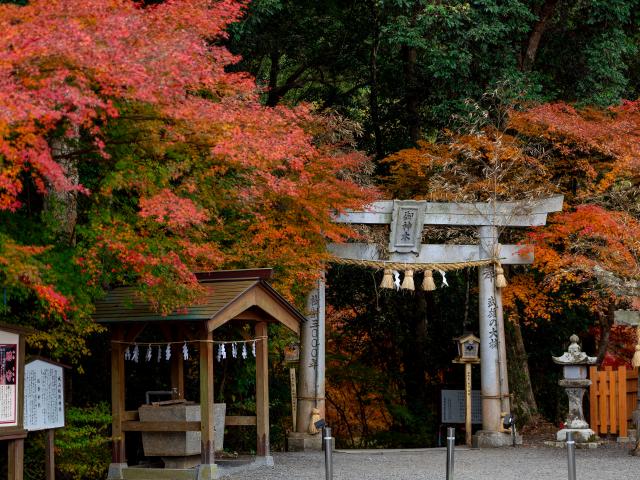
[222,444,639,480]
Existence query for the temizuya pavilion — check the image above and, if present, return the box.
[93,269,305,480]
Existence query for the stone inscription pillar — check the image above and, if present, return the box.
[296,277,326,434]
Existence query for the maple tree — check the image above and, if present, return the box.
[385,102,640,328]
[383,100,640,351]
[383,130,552,202]
[379,98,640,425]
[510,101,640,197]
[325,303,392,447]
[507,101,640,362]
[0,0,375,362]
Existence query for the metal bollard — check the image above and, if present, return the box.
[446,427,455,480]
[324,426,333,480]
[566,431,576,480]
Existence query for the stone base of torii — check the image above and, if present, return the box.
[288,196,563,449]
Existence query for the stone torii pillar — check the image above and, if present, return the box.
[288,278,326,451]
[614,309,640,453]
[323,196,564,448]
[477,225,508,438]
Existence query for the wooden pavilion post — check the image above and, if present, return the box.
[107,326,127,480]
[255,322,271,460]
[197,328,216,480]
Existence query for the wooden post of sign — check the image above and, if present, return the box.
[465,363,472,446]
[45,429,55,480]
[453,354,479,447]
[8,438,24,480]
[290,367,297,432]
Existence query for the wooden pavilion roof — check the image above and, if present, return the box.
[93,269,305,334]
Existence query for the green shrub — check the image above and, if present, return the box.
[24,403,112,480]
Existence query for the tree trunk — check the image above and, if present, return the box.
[401,44,420,143]
[520,0,559,71]
[463,268,471,330]
[505,319,538,425]
[368,2,384,160]
[266,50,281,107]
[596,301,616,365]
[44,137,79,246]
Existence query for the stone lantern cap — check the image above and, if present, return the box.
[552,334,597,365]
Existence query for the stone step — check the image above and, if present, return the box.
[122,467,198,480]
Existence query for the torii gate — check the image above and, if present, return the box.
[291,195,563,449]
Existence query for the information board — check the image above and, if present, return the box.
[441,389,482,424]
[24,360,64,431]
[0,331,19,428]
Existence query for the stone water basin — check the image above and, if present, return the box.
[138,402,226,462]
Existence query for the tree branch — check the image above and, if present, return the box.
[520,0,559,72]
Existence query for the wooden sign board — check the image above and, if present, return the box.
[24,360,65,431]
[389,200,427,254]
[0,333,19,429]
[0,324,27,436]
[284,343,300,364]
[0,323,30,480]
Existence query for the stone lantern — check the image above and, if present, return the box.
[552,334,597,442]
